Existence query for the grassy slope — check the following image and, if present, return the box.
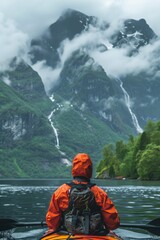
[0,80,70,178]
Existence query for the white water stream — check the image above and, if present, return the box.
[48,95,60,149]
[47,95,71,166]
[118,78,143,133]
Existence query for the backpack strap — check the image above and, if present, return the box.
[66,181,96,235]
[64,181,99,235]
[83,209,90,234]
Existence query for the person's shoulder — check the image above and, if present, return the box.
[53,183,71,198]
[57,183,71,191]
[91,184,107,195]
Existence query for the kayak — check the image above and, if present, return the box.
[40,232,123,240]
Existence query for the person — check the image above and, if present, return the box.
[46,153,120,235]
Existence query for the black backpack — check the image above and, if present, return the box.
[63,182,105,235]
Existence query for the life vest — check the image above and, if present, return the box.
[63,182,105,235]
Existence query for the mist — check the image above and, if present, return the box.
[33,20,160,93]
[91,38,160,78]
[0,0,160,92]
[0,13,29,72]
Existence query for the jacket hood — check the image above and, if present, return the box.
[72,153,93,179]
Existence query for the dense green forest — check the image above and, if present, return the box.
[96,120,160,180]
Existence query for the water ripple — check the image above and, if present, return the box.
[0,180,160,240]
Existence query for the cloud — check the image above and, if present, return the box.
[0,0,160,37]
[0,0,160,90]
[57,21,160,78]
[0,0,63,38]
[31,60,62,94]
[91,36,160,78]
[32,19,160,93]
[2,75,11,86]
[0,13,29,72]
[58,26,106,63]
[31,28,100,93]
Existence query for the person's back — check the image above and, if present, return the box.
[46,153,120,235]
[63,181,105,235]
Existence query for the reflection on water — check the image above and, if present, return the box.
[0,179,160,239]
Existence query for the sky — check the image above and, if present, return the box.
[0,0,160,37]
[0,0,160,91]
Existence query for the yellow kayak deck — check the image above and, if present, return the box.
[41,232,122,240]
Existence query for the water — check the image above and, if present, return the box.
[117,78,143,134]
[0,179,160,239]
[48,95,71,166]
[48,94,60,149]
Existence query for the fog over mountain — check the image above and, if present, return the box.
[0,0,160,72]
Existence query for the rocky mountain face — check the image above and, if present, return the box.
[0,9,160,178]
[0,61,62,177]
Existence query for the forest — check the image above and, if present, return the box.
[96,120,160,180]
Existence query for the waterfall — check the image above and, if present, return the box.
[48,110,60,149]
[48,95,60,149]
[48,94,71,166]
[118,78,143,133]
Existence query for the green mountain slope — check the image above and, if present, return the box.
[0,68,68,178]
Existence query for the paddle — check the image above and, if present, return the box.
[120,218,160,236]
[0,218,160,236]
[0,219,47,231]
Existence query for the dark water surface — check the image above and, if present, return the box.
[0,179,160,240]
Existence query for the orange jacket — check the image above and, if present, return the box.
[46,153,120,231]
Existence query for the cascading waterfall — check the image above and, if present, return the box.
[48,95,60,149]
[117,78,143,133]
[48,94,71,166]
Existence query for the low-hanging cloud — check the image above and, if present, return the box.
[57,21,160,80]
[0,13,29,72]
[33,20,160,94]
[1,0,160,92]
[31,60,62,94]
[2,0,160,34]
[1,0,160,39]
[32,27,108,94]
[91,38,160,78]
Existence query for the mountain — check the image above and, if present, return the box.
[0,61,67,177]
[112,18,156,48]
[0,9,160,178]
[30,9,99,67]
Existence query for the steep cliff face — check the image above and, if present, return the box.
[1,60,51,141]
[112,18,157,49]
[30,9,159,132]
[53,50,133,133]
[122,73,160,127]
[0,63,63,178]
[30,9,98,67]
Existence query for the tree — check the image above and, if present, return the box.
[137,131,150,151]
[102,144,115,165]
[96,144,117,178]
[119,162,128,177]
[137,144,160,180]
[115,140,128,161]
[97,120,160,180]
[151,130,160,145]
[144,120,156,134]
